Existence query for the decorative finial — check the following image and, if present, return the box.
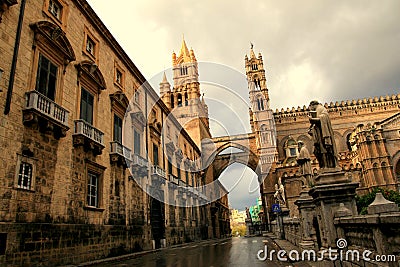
[250,42,253,49]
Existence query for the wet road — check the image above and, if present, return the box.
[93,236,289,267]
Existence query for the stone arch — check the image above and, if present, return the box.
[342,129,355,151]
[278,135,292,161]
[392,150,400,182]
[333,130,345,152]
[203,134,261,182]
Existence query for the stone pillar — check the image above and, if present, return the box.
[308,168,358,249]
[295,189,316,250]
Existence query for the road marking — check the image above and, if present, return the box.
[252,240,258,243]
[220,242,228,245]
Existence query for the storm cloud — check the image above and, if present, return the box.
[87,0,400,209]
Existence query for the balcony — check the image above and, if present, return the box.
[169,174,179,185]
[178,179,187,187]
[131,154,148,176]
[72,120,104,155]
[23,90,69,138]
[151,165,166,187]
[151,165,166,178]
[110,141,132,167]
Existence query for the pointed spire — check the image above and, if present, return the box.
[176,35,194,63]
[161,71,169,84]
[179,36,190,58]
[249,42,256,59]
[159,71,171,95]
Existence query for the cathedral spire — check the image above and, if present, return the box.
[159,71,171,96]
[249,42,256,59]
[177,36,191,63]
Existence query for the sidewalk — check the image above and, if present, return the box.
[264,232,313,267]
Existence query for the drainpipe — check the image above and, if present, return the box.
[4,0,27,115]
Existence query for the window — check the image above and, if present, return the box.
[185,170,189,184]
[83,28,99,62]
[184,92,188,106]
[87,172,99,207]
[36,54,58,100]
[134,129,141,155]
[80,88,94,124]
[134,90,140,103]
[289,147,297,157]
[114,114,123,143]
[48,0,62,20]
[153,144,159,166]
[43,0,69,29]
[257,98,264,111]
[177,94,182,107]
[116,70,122,85]
[168,156,173,175]
[180,66,188,75]
[17,162,33,190]
[177,163,181,180]
[86,36,95,56]
[170,95,174,108]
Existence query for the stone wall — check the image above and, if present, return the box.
[334,213,400,266]
[0,223,144,266]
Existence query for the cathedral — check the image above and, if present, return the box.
[0,0,399,265]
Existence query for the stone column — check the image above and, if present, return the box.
[308,168,358,249]
[294,188,316,250]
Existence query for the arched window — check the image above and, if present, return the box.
[260,124,268,144]
[177,94,182,107]
[346,133,352,151]
[170,95,174,108]
[184,92,188,106]
[257,98,264,111]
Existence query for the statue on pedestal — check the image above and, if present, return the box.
[296,141,313,187]
[273,177,286,206]
[308,100,338,169]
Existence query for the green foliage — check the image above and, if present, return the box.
[356,187,400,215]
[231,224,246,237]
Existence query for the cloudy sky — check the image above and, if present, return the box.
[87,0,400,210]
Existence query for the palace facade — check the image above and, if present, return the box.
[0,0,229,266]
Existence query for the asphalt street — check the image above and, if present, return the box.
[90,236,295,267]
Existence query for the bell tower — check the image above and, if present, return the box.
[160,38,211,147]
[245,44,278,169]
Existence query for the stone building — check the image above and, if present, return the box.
[0,0,229,266]
[252,45,400,218]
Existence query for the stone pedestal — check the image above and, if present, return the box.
[295,188,316,250]
[309,168,358,249]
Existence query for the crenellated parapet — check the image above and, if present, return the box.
[273,93,400,123]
